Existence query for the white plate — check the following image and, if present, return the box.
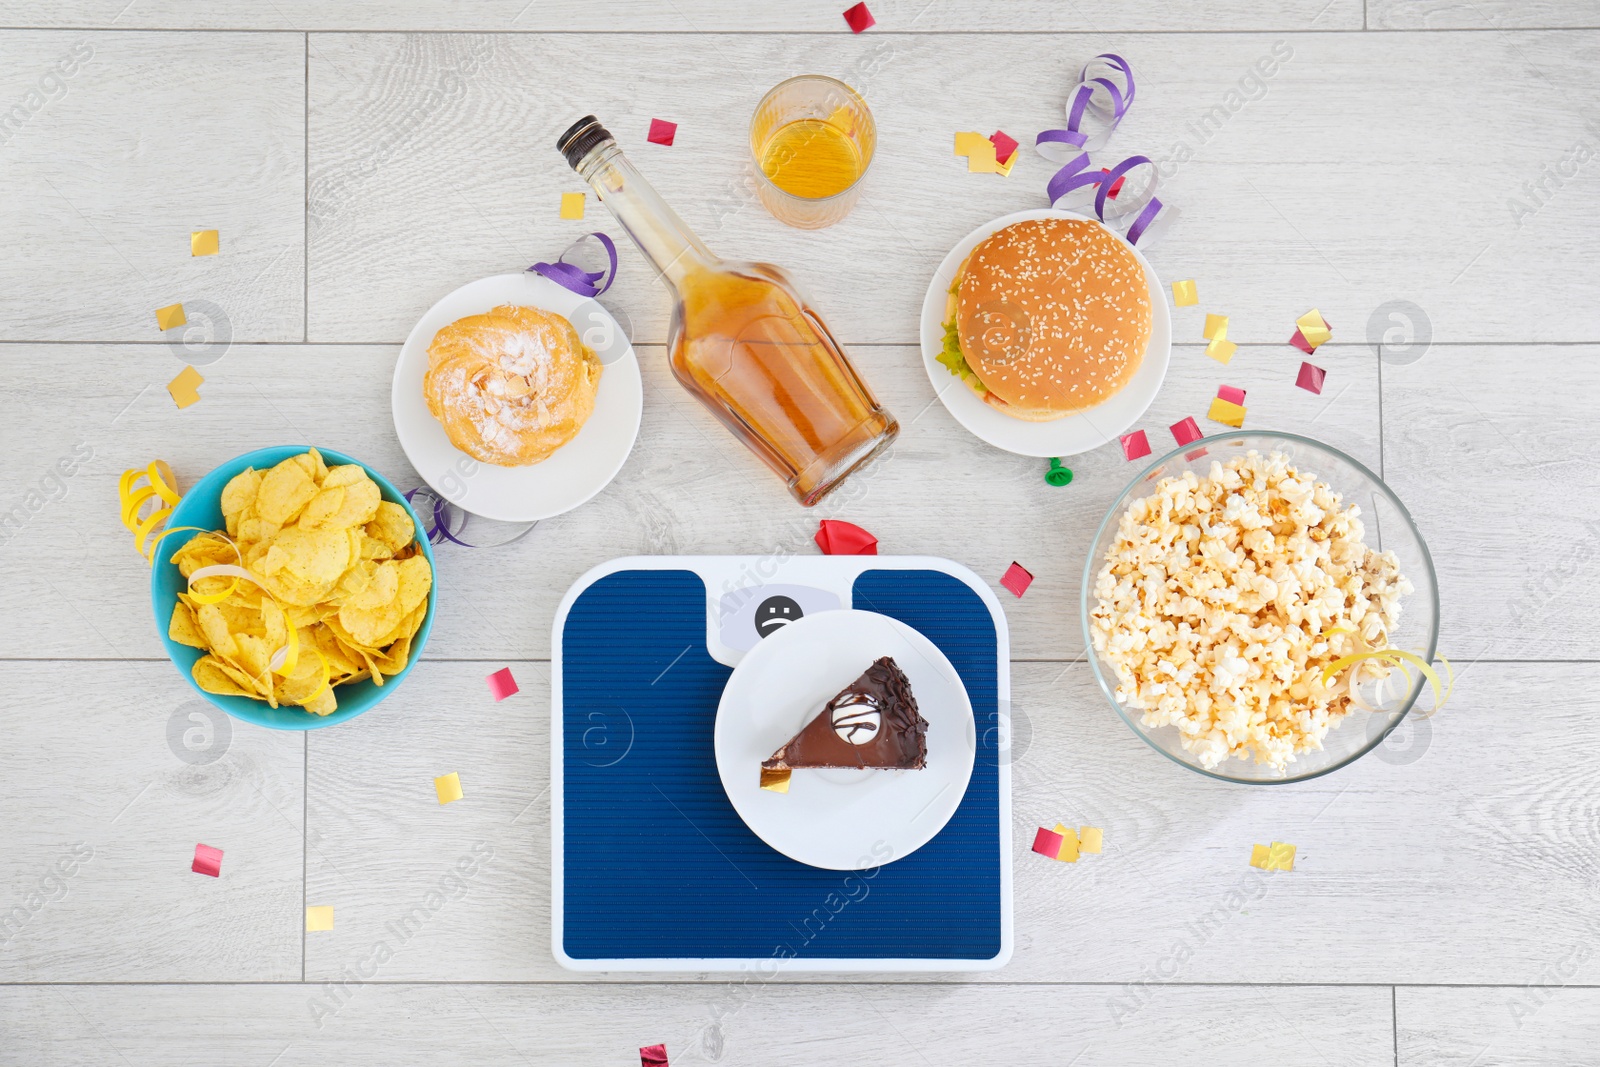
[918,209,1172,457]
[714,609,975,871]
[392,273,643,522]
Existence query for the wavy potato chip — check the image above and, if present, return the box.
[366,502,416,554]
[169,602,208,650]
[257,458,319,525]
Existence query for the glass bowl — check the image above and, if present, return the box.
[1080,432,1439,784]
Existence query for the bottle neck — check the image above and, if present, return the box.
[574,141,715,289]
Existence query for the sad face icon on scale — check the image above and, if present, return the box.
[755,595,803,639]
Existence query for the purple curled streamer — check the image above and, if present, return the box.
[528,231,618,298]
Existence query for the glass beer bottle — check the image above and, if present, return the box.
[557,116,897,506]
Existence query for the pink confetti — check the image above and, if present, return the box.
[1290,329,1313,355]
[486,667,519,701]
[1032,826,1065,858]
[192,843,222,878]
[1120,429,1151,461]
[989,130,1019,166]
[842,1,875,31]
[1000,562,1033,598]
[647,118,676,147]
[640,1046,670,1067]
[1217,385,1246,406]
[1296,362,1327,394]
[1170,416,1203,447]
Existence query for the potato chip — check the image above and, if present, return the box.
[298,486,345,530]
[256,458,318,525]
[360,535,394,561]
[323,464,367,489]
[169,602,208,649]
[194,657,256,698]
[275,526,353,585]
[366,502,416,554]
[322,475,382,530]
[196,603,239,660]
[348,561,399,611]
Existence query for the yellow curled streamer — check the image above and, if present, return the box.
[119,461,183,562]
[302,647,332,704]
[187,563,299,677]
[1322,649,1453,714]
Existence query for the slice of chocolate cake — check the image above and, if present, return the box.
[762,656,928,774]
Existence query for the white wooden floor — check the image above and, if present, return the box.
[2,2,1599,1064]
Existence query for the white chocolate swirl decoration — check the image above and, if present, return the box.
[831,694,881,745]
[423,304,602,467]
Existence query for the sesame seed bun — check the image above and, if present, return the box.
[954,217,1151,421]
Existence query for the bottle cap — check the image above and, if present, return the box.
[1045,458,1073,486]
[557,116,612,169]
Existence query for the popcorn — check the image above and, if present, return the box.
[1090,451,1411,772]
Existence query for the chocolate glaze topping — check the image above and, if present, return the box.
[762,656,928,771]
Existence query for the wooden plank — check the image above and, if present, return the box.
[0,661,304,981]
[302,659,1600,984]
[1372,2,1600,29]
[1398,986,1600,1065]
[0,981,1396,1065]
[0,0,1364,32]
[0,31,305,342]
[308,30,1600,346]
[1383,345,1600,661]
[0,341,1378,662]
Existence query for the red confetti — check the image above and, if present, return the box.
[1170,416,1203,447]
[1289,329,1313,355]
[1000,562,1033,598]
[640,1045,670,1067]
[486,667,519,701]
[814,519,878,556]
[1032,826,1065,858]
[1098,169,1126,198]
[1120,429,1151,461]
[989,130,1019,166]
[647,118,676,147]
[1296,361,1327,394]
[842,2,875,31]
[192,843,222,878]
[1216,385,1246,406]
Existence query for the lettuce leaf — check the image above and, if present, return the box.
[935,317,987,395]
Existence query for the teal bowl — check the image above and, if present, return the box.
[152,445,436,730]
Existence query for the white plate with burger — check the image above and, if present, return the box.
[919,210,1171,457]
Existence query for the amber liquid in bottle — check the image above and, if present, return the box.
[558,116,896,506]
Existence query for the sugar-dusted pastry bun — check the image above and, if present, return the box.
[423,304,603,467]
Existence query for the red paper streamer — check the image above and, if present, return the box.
[815,519,878,555]
[842,2,875,32]
[1000,562,1033,598]
[192,843,222,878]
[640,1045,670,1067]
[1296,362,1326,394]
[989,130,1019,166]
[486,667,519,701]
[1216,385,1246,406]
[1031,826,1064,858]
[1170,416,1203,447]
[647,118,677,147]
[1119,429,1151,461]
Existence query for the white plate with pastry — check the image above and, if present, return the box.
[392,273,642,523]
[918,209,1171,458]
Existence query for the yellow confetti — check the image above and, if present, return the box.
[1171,280,1198,307]
[1296,308,1331,348]
[1208,397,1246,427]
[1268,842,1296,871]
[156,303,187,331]
[167,365,203,409]
[1205,337,1238,365]
[560,192,586,220]
[953,131,991,156]
[1249,844,1272,869]
[305,905,334,932]
[1202,313,1229,341]
[759,766,791,793]
[1052,823,1079,863]
[1078,827,1103,854]
[954,132,1015,176]
[190,230,219,256]
[434,772,463,804]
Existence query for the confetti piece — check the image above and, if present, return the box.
[434,772,463,805]
[1031,826,1065,858]
[191,843,222,877]
[1296,361,1326,394]
[167,365,204,409]
[1170,416,1203,447]
[1045,458,1073,486]
[640,1044,670,1067]
[842,1,875,31]
[156,303,187,331]
[305,905,334,932]
[1296,309,1331,348]
[1268,841,1296,871]
[647,118,677,146]
[760,766,791,793]
[1171,279,1198,306]
[1205,337,1238,365]
[954,131,1015,176]
[1249,844,1271,869]
[1119,429,1151,461]
[953,131,990,156]
[486,667,519,701]
[1078,827,1103,854]
[989,130,1019,166]
[1000,561,1033,598]
[1052,823,1079,862]
[1202,313,1229,341]
[1096,168,1126,198]
[560,192,586,220]
[190,230,219,256]
[1289,329,1314,355]
[815,518,878,555]
[1208,397,1246,428]
[1216,384,1246,406]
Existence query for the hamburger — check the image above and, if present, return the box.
[937,217,1151,421]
